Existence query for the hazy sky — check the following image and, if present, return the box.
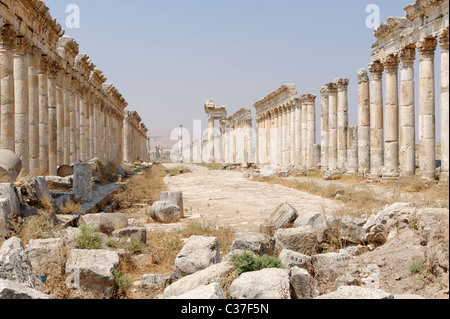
[44,0,442,142]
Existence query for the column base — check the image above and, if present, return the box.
[368,173,382,181]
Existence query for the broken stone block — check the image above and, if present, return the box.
[141,274,171,290]
[0,150,22,183]
[57,165,73,178]
[80,213,128,233]
[160,191,184,218]
[230,232,274,256]
[314,286,394,299]
[290,266,320,299]
[149,201,181,224]
[274,226,321,256]
[278,249,313,270]
[0,279,50,299]
[172,236,221,280]
[260,201,299,236]
[167,282,226,299]
[112,227,147,243]
[73,162,92,202]
[0,183,20,236]
[25,238,65,280]
[21,177,50,205]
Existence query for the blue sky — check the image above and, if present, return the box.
[44,0,442,142]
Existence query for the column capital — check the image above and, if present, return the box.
[399,47,416,68]
[357,68,369,84]
[368,61,384,79]
[334,78,350,91]
[300,94,317,104]
[325,82,338,93]
[320,86,329,97]
[0,25,16,50]
[416,37,438,61]
[436,28,449,51]
[13,37,33,55]
[381,53,400,75]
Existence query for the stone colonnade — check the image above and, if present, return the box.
[254,84,318,168]
[223,108,252,166]
[203,100,227,163]
[363,0,449,180]
[0,0,149,176]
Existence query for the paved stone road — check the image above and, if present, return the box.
[161,164,341,233]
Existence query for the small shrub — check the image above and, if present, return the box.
[62,202,82,215]
[230,251,283,275]
[74,224,104,250]
[113,269,132,298]
[409,257,424,274]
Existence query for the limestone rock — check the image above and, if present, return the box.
[228,268,291,299]
[324,214,367,245]
[73,162,92,202]
[0,279,50,299]
[293,211,327,231]
[160,191,184,218]
[21,177,50,205]
[314,286,394,299]
[44,176,73,188]
[149,201,181,224]
[65,249,119,299]
[230,232,274,256]
[167,282,226,299]
[0,237,47,293]
[363,203,410,245]
[0,183,20,235]
[112,227,147,243]
[274,226,321,255]
[260,201,298,236]
[25,238,64,280]
[279,249,312,270]
[163,262,235,299]
[172,236,221,280]
[80,213,128,232]
[0,150,22,183]
[290,266,320,299]
[57,165,73,177]
[311,252,352,284]
[141,274,171,290]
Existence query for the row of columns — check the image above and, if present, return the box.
[256,94,317,168]
[0,5,150,177]
[223,109,253,166]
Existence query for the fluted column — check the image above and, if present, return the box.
[382,54,400,179]
[294,102,302,166]
[28,47,41,175]
[304,94,317,168]
[56,70,65,166]
[63,73,71,164]
[319,87,329,171]
[48,68,58,176]
[347,126,358,174]
[80,93,87,162]
[281,107,287,165]
[74,93,80,162]
[38,60,49,175]
[277,109,283,165]
[368,61,384,178]
[289,106,295,165]
[417,37,438,180]
[301,99,308,167]
[14,38,31,175]
[326,82,338,170]
[69,88,76,164]
[335,78,349,172]
[0,26,16,152]
[437,29,449,180]
[208,117,214,163]
[357,69,370,174]
[399,48,416,177]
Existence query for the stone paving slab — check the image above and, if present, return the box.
[77,182,128,216]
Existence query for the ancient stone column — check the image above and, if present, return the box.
[74,93,81,162]
[382,54,400,179]
[347,126,358,174]
[320,87,329,171]
[290,106,295,165]
[278,108,283,165]
[417,37,438,180]
[260,116,266,164]
[13,38,31,175]
[208,117,214,163]
[301,101,308,167]
[80,95,87,162]
[265,113,271,165]
[48,68,58,176]
[335,78,349,172]
[27,47,41,175]
[368,61,384,178]
[69,89,76,164]
[74,162,92,202]
[0,26,16,152]
[281,107,287,165]
[56,70,65,166]
[63,73,71,164]
[271,110,280,165]
[38,61,49,175]
[357,69,370,174]
[304,94,317,168]
[437,29,449,180]
[246,119,252,165]
[326,82,338,170]
[399,48,416,177]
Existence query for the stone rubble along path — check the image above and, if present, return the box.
[158,164,341,233]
